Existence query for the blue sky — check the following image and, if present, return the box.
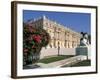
[23,10,91,34]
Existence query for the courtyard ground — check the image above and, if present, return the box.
[23,55,90,69]
[38,55,74,63]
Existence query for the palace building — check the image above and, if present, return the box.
[26,15,82,49]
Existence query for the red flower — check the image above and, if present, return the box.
[33,35,42,43]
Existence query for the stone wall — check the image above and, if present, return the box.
[40,48,76,59]
[40,46,91,59]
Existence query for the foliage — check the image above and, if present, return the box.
[23,24,50,65]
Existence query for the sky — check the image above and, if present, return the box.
[23,10,91,34]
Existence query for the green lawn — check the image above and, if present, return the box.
[62,60,91,67]
[38,55,74,64]
[72,60,91,67]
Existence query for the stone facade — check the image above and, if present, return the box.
[27,15,82,49]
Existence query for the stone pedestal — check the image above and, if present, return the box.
[76,45,91,60]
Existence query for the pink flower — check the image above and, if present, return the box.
[33,35,42,43]
[28,26,33,33]
[23,48,28,52]
[32,45,35,48]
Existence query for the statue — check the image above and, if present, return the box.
[76,32,91,60]
[80,33,89,46]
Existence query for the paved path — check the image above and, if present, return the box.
[37,55,87,68]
